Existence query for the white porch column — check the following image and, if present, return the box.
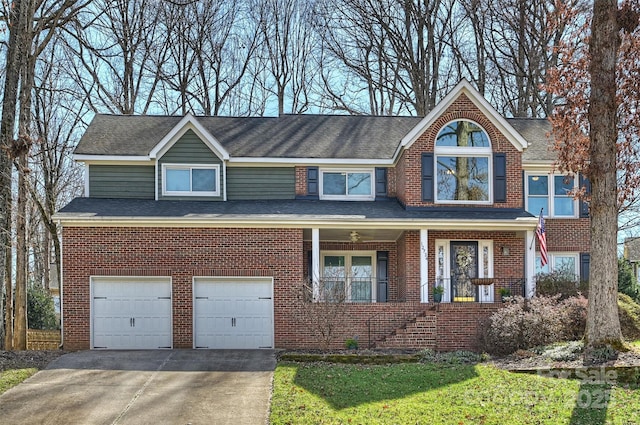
[420,229,429,303]
[525,230,536,298]
[312,228,320,301]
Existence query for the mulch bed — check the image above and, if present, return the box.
[0,350,66,372]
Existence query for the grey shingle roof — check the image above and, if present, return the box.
[75,114,423,160]
[508,118,555,162]
[75,114,555,161]
[57,197,534,221]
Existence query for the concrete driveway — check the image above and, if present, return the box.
[0,349,276,425]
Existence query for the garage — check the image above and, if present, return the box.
[91,277,172,349]
[193,278,274,349]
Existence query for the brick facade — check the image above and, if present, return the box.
[61,86,591,353]
[396,94,523,208]
[62,227,303,350]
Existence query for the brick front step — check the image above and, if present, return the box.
[375,303,504,351]
[377,313,437,349]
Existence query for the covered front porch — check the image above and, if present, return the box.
[302,226,538,305]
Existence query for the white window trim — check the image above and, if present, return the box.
[525,172,578,218]
[320,250,377,302]
[319,169,375,201]
[162,163,220,197]
[536,252,580,277]
[434,119,493,205]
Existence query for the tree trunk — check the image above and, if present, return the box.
[13,153,28,350]
[0,0,26,351]
[585,0,623,348]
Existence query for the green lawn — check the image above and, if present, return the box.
[0,369,37,395]
[270,362,640,425]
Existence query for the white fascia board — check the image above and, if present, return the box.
[149,113,230,160]
[397,79,529,159]
[54,214,539,231]
[73,155,151,165]
[228,157,394,166]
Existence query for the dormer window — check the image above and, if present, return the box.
[434,120,492,203]
[162,164,220,197]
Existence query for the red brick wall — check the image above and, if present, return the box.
[295,166,306,196]
[545,218,590,252]
[395,94,523,208]
[62,227,303,350]
[62,224,584,352]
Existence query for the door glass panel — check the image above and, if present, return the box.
[451,242,478,302]
[350,256,372,302]
[323,255,345,301]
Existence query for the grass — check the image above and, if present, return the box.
[0,368,37,395]
[270,361,640,425]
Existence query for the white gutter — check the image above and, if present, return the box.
[53,214,539,231]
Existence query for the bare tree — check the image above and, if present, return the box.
[155,0,261,115]
[1,0,87,350]
[63,0,166,114]
[254,0,319,115]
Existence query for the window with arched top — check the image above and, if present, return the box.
[434,120,492,203]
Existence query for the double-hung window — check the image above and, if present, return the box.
[163,164,219,196]
[435,120,492,203]
[320,169,374,200]
[526,174,576,217]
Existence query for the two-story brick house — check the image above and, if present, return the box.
[55,80,590,351]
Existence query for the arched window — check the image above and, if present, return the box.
[434,120,492,203]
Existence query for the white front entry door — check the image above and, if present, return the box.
[193,278,274,349]
[91,277,172,349]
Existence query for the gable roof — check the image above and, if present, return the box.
[398,79,529,154]
[75,114,422,161]
[74,82,555,163]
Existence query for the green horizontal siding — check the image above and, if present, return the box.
[158,129,224,201]
[89,165,155,199]
[226,167,295,200]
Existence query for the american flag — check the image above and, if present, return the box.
[536,209,548,267]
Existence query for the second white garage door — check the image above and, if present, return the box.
[193,278,274,349]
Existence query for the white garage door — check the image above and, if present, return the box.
[194,278,273,349]
[92,277,172,349]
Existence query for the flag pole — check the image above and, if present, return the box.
[529,208,543,250]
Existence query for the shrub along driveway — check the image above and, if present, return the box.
[0,349,275,425]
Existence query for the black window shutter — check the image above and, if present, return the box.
[307,166,319,199]
[579,174,590,218]
[494,153,507,203]
[375,167,387,199]
[376,251,388,302]
[421,153,434,202]
[580,253,590,282]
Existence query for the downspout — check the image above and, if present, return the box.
[223,160,227,201]
[57,219,64,349]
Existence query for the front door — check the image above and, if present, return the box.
[450,241,478,302]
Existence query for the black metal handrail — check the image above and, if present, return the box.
[305,276,409,303]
